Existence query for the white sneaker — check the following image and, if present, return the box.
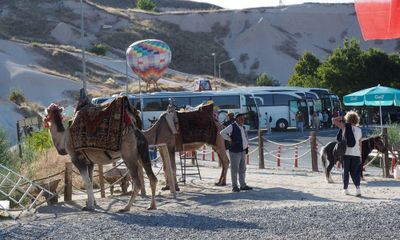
[343,189,349,195]
[356,188,362,197]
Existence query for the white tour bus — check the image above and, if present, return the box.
[92,87,338,130]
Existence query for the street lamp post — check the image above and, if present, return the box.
[218,58,235,84]
[80,0,87,93]
[211,53,216,85]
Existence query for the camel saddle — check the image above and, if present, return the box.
[176,103,217,145]
[69,96,132,152]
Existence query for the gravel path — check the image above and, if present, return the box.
[1,163,400,239]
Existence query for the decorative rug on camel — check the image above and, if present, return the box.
[177,103,217,145]
[69,96,129,152]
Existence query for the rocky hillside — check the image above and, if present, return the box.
[1,1,399,84]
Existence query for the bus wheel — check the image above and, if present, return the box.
[276,119,288,130]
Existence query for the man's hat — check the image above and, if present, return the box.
[235,113,246,119]
[227,111,234,116]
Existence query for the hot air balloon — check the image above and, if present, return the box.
[126,39,172,90]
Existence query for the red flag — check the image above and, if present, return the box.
[355,0,400,40]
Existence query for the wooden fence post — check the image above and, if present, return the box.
[258,129,265,169]
[98,164,105,198]
[310,131,318,172]
[382,128,390,178]
[64,162,72,202]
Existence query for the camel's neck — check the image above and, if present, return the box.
[49,122,68,155]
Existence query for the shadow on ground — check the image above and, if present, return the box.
[183,187,336,207]
[109,211,261,230]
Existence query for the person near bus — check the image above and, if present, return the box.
[223,111,235,127]
[295,110,304,134]
[322,110,329,128]
[220,113,253,192]
[332,111,362,197]
[312,111,320,131]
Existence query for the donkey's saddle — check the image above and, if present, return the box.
[69,96,130,151]
[177,103,217,145]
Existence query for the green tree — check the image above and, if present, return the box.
[288,51,321,87]
[256,72,279,86]
[136,0,156,11]
[318,38,365,97]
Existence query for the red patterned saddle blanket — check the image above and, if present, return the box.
[69,96,131,151]
[177,103,217,145]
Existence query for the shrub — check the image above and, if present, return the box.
[256,72,279,86]
[0,128,11,167]
[89,43,107,56]
[9,88,26,105]
[25,129,53,154]
[136,0,156,11]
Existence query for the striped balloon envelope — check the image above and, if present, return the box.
[126,39,172,82]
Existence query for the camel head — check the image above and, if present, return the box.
[44,103,65,132]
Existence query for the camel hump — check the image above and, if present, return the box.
[69,96,130,152]
[176,103,217,145]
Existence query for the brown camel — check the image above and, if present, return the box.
[44,102,157,211]
[141,107,229,190]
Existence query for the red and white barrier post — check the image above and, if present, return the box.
[211,149,215,162]
[294,145,298,168]
[277,145,281,167]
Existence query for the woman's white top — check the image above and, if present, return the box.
[345,125,362,157]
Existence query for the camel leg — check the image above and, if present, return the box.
[160,146,179,191]
[141,157,158,210]
[137,161,146,197]
[79,166,95,211]
[119,161,141,212]
[214,145,229,186]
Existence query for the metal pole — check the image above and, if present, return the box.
[80,0,87,93]
[213,54,216,80]
[379,103,383,131]
[212,53,216,90]
[125,62,129,94]
[218,63,221,79]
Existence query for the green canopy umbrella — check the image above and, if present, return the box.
[343,84,400,129]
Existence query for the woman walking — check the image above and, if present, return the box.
[332,111,362,196]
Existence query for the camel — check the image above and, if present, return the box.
[141,106,229,190]
[44,101,157,211]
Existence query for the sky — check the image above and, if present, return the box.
[190,0,353,9]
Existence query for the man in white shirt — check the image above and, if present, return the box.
[220,113,252,192]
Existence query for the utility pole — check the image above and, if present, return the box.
[80,0,87,93]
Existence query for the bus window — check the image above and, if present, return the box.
[190,96,211,106]
[143,98,162,111]
[305,92,318,99]
[258,94,273,106]
[129,97,141,110]
[173,97,190,109]
[160,98,170,111]
[211,96,240,109]
[314,99,322,112]
[273,94,297,106]
[245,95,263,106]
